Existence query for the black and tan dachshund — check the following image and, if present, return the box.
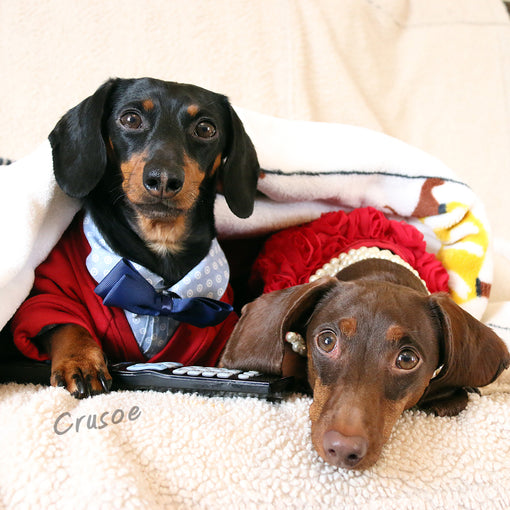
[11,77,260,397]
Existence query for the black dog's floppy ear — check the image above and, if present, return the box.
[418,293,510,416]
[49,78,118,198]
[219,104,260,219]
[219,277,338,375]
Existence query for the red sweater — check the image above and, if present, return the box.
[11,217,238,366]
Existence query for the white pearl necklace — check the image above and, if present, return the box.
[309,245,429,292]
[285,245,430,357]
[285,331,307,356]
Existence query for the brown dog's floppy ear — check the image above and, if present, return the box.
[418,293,510,416]
[219,104,260,219]
[219,277,338,375]
[49,78,118,198]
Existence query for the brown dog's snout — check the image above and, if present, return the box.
[143,165,185,199]
[322,430,368,469]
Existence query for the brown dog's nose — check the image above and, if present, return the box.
[322,430,368,468]
[143,166,184,199]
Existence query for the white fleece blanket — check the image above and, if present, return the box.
[1,108,510,509]
[0,109,505,329]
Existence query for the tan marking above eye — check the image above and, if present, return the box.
[187,104,200,116]
[142,99,154,111]
[386,324,406,343]
[339,317,357,338]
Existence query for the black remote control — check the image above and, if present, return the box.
[0,360,295,400]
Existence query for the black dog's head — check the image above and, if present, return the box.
[49,78,259,264]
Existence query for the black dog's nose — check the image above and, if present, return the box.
[143,166,184,199]
[322,430,368,468]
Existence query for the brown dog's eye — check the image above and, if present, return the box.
[396,349,420,370]
[317,330,337,353]
[194,120,217,139]
[120,112,143,129]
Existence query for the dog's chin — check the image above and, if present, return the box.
[124,201,190,255]
[132,202,185,221]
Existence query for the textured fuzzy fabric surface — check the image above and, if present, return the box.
[0,379,509,509]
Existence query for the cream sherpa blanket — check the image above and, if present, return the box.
[0,380,508,509]
[1,109,510,509]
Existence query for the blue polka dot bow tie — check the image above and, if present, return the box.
[95,258,233,327]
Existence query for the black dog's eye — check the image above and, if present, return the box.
[395,349,420,370]
[120,112,143,130]
[194,120,217,139]
[316,330,337,353]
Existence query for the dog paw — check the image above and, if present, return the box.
[50,351,112,399]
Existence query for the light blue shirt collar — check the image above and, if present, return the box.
[82,212,230,357]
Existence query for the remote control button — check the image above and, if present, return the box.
[172,367,190,375]
[216,373,232,379]
[186,369,202,376]
[238,371,261,380]
[201,371,217,377]
[126,362,183,372]
[216,369,241,379]
[161,362,184,369]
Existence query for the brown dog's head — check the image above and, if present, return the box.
[220,277,509,470]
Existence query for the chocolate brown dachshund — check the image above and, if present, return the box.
[220,258,510,470]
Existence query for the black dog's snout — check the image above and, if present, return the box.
[143,166,184,199]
